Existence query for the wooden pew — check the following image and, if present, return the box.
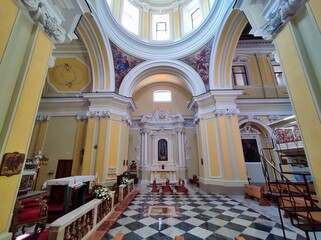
[244,184,270,206]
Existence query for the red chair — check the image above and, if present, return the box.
[10,197,48,239]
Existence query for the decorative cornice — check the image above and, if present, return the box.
[76,114,87,121]
[214,108,240,116]
[240,0,307,40]
[48,55,56,68]
[141,109,184,123]
[262,0,307,39]
[36,115,50,121]
[98,111,111,118]
[20,0,66,43]
[86,111,98,118]
[122,114,132,125]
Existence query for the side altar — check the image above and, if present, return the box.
[150,165,177,183]
[136,109,188,183]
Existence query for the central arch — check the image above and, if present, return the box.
[119,60,206,97]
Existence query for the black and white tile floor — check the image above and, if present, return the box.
[103,190,307,240]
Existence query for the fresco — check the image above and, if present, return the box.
[110,41,144,92]
[179,39,213,91]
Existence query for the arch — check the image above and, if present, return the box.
[209,9,248,89]
[238,118,273,137]
[118,60,206,97]
[76,13,115,92]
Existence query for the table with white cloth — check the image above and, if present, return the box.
[42,175,96,189]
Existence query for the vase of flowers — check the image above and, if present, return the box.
[93,187,112,200]
[122,177,129,184]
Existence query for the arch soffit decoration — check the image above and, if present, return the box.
[119,60,206,98]
[76,13,115,92]
[209,9,248,90]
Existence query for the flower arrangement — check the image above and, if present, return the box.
[93,187,112,200]
[122,177,129,184]
[24,159,37,169]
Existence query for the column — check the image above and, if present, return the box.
[140,129,149,166]
[177,128,185,167]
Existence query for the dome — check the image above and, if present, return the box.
[92,0,234,59]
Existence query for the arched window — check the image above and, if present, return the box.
[153,90,172,102]
[152,14,170,41]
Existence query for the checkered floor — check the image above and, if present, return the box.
[103,192,306,240]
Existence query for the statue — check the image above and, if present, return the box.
[151,179,158,193]
[158,139,168,161]
[130,160,137,173]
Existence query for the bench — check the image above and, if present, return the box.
[244,184,270,206]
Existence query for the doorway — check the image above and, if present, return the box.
[55,159,72,179]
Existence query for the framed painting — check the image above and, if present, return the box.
[241,139,260,163]
[0,152,25,176]
[158,139,168,161]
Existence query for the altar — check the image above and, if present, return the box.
[150,165,177,183]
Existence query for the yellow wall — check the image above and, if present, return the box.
[0,0,18,61]
[0,27,53,232]
[132,83,193,116]
[0,11,33,149]
[275,21,321,199]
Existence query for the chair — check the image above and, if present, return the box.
[46,185,72,223]
[10,197,48,239]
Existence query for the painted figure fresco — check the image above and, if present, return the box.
[179,39,213,91]
[110,41,144,92]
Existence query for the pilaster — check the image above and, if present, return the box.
[71,115,87,176]
[189,90,247,194]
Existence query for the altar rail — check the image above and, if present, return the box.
[48,179,135,240]
[48,192,115,240]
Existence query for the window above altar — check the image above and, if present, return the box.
[153,90,172,102]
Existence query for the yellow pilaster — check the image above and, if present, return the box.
[96,117,107,182]
[217,116,233,180]
[0,27,52,234]
[248,55,262,85]
[82,117,95,175]
[71,117,86,176]
[256,54,273,85]
[107,119,121,178]
[275,24,321,201]
[142,11,149,41]
[309,0,321,31]
[0,0,18,61]
[173,9,180,40]
[195,122,204,178]
[230,116,247,180]
[204,117,220,177]
[34,118,49,154]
